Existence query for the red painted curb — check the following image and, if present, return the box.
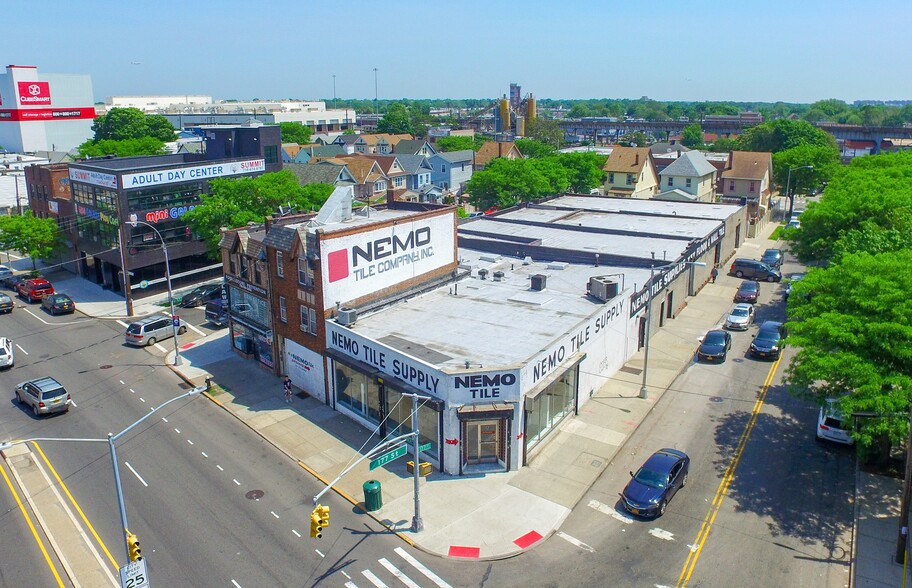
[513,530,543,549]
[448,545,481,558]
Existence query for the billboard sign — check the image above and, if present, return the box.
[17,81,51,105]
[69,168,118,190]
[320,213,455,310]
[121,159,265,189]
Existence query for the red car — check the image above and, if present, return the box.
[17,278,54,303]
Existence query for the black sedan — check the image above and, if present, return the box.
[734,280,760,304]
[697,329,731,362]
[621,448,690,518]
[41,293,75,315]
[179,284,223,308]
[760,248,783,268]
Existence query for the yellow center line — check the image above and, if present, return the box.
[32,441,120,569]
[0,456,65,587]
[676,354,783,588]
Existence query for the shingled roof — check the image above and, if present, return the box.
[721,151,773,181]
[603,146,653,174]
[659,151,717,178]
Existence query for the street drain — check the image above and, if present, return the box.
[709,396,724,403]
[245,489,264,500]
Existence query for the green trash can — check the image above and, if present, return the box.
[363,480,382,512]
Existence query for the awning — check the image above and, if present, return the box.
[524,352,587,401]
[456,403,516,420]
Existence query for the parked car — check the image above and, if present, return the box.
[697,329,732,362]
[786,218,801,230]
[817,398,854,445]
[723,303,755,330]
[0,266,12,281]
[124,315,188,347]
[621,448,690,518]
[17,278,54,303]
[468,211,485,218]
[41,293,75,315]
[783,273,805,301]
[0,292,13,314]
[729,259,781,282]
[0,337,13,368]
[760,248,784,269]
[734,280,760,304]
[15,376,70,416]
[3,274,27,291]
[750,321,785,360]
[179,284,223,308]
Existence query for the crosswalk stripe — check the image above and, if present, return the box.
[394,547,452,588]
[345,582,358,588]
[361,569,389,587]
[379,558,421,588]
[588,499,633,524]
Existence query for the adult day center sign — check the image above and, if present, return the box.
[121,159,266,188]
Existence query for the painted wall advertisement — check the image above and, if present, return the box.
[284,339,326,400]
[320,212,455,310]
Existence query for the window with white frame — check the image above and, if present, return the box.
[374,180,385,191]
[394,176,403,188]
[279,296,287,323]
[300,305,318,335]
[276,251,284,277]
[297,257,312,287]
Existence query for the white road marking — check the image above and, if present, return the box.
[271,511,279,519]
[187,322,205,335]
[153,342,167,352]
[116,320,129,328]
[201,451,208,458]
[556,531,595,553]
[649,528,675,541]
[687,543,699,552]
[140,397,146,403]
[233,478,241,486]
[217,465,224,471]
[129,388,136,394]
[292,529,301,538]
[362,570,389,587]
[315,549,325,558]
[394,547,452,587]
[174,428,181,434]
[379,558,420,588]
[588,499,633,524]
[14,343,28,355]
[161,417,167,422]
[187,439,193,445]
[231,580,242,588]
[119,380,125,385]
[341,570,351,579]
[69,400,78,408]
[124,462,149,487]
[344,582,358,588]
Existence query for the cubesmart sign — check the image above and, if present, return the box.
[17,82,51,105]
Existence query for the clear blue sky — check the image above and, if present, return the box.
[6,0,910,104]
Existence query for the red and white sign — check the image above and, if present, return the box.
[17,81,51,105]
[320,212,455,310]
[0,108,95,121]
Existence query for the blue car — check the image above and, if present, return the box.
[621,448,690,518]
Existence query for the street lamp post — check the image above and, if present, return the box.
[640,253,656,399]
[126,218,182,366]
[373,67,379,116]
[785,165,813,220]
[0,387,204,563]
[332,74,337,110]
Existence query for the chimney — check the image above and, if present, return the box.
[265,215,274,231]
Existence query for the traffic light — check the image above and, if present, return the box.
[310,509,322,539]
[126,532,142,561]
[317,505,330,530]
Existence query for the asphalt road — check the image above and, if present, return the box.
[0,296,467,587]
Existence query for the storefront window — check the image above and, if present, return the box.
[386,386,439,459]
[526,365,578,449]
[334,363,380,422]
[227,286,271,328]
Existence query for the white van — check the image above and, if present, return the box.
[816,399,854,445]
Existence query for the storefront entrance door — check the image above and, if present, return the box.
[466,420,499,465]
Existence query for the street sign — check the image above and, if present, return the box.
[418,443,432,452]
[370,445,407,470]
[138,280,149,289]
[172,316,180,327]
[120,559,150,588]
[129,213,138,228]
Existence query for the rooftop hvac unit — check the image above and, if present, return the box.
[337,307,358,326]
[531,274,547,291]
[493,271,504,281]
[588,276,619,302]
[478,268,489,280]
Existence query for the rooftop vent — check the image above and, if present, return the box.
[531,274,547,291]
[337,307,358,326]
[478,268,489,280]
[493,271,504,281]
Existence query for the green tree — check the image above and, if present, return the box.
[377,103,414,135]
[92,107,175,142]
[736,119,837,153]
[784,250,912,455]
[435,136,476,152]
[547,152,606,193]
[524,117,563,148]
[466,158,566,210]
[772,143,840,196]
[183,170,333,255]
[514,138,556,159]
[619,131,649,147]
[76,137,168,158]
[0,212,62,270]
[708,137,739,152]
[681,124,704,148]
[278,122,313,144]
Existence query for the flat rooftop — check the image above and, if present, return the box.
[492,206,721,239]
[542,195,740,220]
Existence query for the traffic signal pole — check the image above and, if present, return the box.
[108,433,134,561]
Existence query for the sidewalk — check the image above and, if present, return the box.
[23,222,908,579]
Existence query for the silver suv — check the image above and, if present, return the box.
[125,315,188,346]
[16,377,71,416]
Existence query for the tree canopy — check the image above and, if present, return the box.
[377,103,416,135]
[680,124,705,148]
[514,138,556,159]
[771,143,840,196]
[0,212,62,270]
[435,135,484,152]
[92,107,176,142]
[182,170,333,255]
[77,137,169,158]
[524,117,563,148]
[736,119,837,153]
[278,122,313,145]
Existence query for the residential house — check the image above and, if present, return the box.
[720,151,774,231]
[649,143,690,173]
[333,134,361,154]
[602,146,659,199]
[393,139,438,157]
[353,133,414,154]
[361,155,408,200]
[322,155,388,203]
[282,143,304,163]
[429,150,474,193]
[474,141,523,170]
[284,144,346,164]
[284,162,357,191]
[656,151,718,203]
[394,154,441,203]
[311,132,343,146]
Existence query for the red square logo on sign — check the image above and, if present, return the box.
[327,249,349,282]
[18,81,51,105]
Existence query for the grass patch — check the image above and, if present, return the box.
[770,225,785,241]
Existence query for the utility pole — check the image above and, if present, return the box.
[896,403,912,563]
[332,74,336,110]
[373,68,379,116]
[639,253,656,399]
[406,392,425,532]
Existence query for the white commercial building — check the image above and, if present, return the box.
[0,65,96,153]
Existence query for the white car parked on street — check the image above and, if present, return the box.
[723,303,755,330]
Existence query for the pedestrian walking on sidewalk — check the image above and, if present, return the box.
[711,266,719,283]
[283,376,293,403]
